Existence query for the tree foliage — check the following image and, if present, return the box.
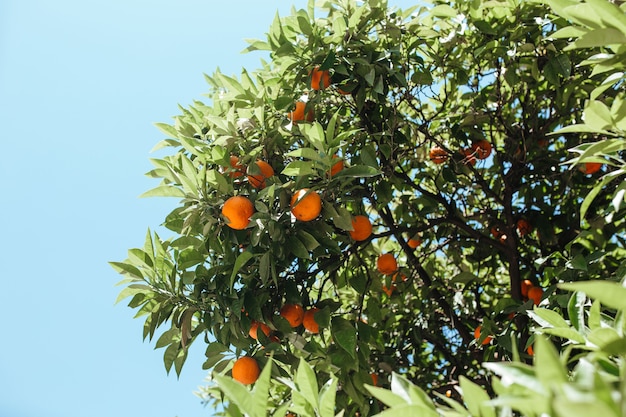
[112,0,626,415]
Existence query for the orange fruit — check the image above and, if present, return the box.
[461,148,477,166]
[490,226,507,243]
[472,139,492,159]
[520,279,533,298]
[382,283,396,296]
[474,325,493,345]
[580,162,602,175]
[290,188,322,221]
[377,253,398,275]
[337,86,352,95]
[249,321,271,340]
[310,66,331,90]
[247,160,274,189]
[232,356,260,385]
[289,101,314,123]
[229,155,244,178]
[330,155,344,176]
[407,237,421,248]
[429,146,448,164]
[526,345,534,356]
[528,286,543,306]
[280,304,304,327]
[349,215,372,241]
[222,196,254,230]
[516,219,532,236]
[370,373,379,386]
[302,307,320,334]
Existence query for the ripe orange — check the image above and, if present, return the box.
[526,345,534,356]
[302,307,320,334]
[232,356,260,385]
[247,160,274,189]
[337,86,352,95]
[429,146,449,164]
[280,304,304,327]
[382,283,396,296]
[330,155,344,176]
[474,325,493,345]
[290,188,322,221]
[377,253,398,276]
[490,226,507,243]
[407,237,421,248]
[580,162,602,175]
[249,321,271,340]
[528,286,543,306]
[516,219,532,236]
[289,101,314,123]
[370,373,379,386]
[222,196,254,230]
[349,215,372,241]
[472,139,492,159]
[520,279,533,298]
[310,66,331,90]
[229,155,244,178]
[461,148,477,166]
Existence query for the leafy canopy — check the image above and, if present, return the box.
[112,0,626,415]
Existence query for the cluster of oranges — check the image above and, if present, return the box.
[429,139,492,166]
[521,279,544,306]
[490,218,534,244]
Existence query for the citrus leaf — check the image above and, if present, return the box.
[559,281,626,311]
[331,317,357,359]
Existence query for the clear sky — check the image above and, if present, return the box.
[0,1,416,416]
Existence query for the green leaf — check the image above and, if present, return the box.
[581,173,622,221]
[529,308,570,329]
[229,251,254,290]
[295,359,319,410]
[332,205,354,231]
[390,373,436,410]
[331,317,357,359]
[110,261,144,280]
[559,281,626,311]
[460,376,495,417]
[365,385,408,407]
[544,54,571,85]
[583,100,614,131]
[206,169,231,193]
[250,358,273,414]
[318,376,338,417]
[372,404,439,417]
[213,373,261,417]
[285,147,324,161]
[154,122,179,139]
[534,336,567,386]
[430,4,457,17]
[540,327,587,344]
[566,27,626,50]
[115,284,151,304]
[568,291,587,332]
[482,362,542,394]
[331,165,382,178]
[587,327,623,352]
[299,122,326,152]
[288,235,311,259]
[139,185,186,198]
[282,160,317,177]
[297,230,320,251]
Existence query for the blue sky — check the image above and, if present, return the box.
[0,1,415,416]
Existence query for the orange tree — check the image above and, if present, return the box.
[111,0,626,415]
